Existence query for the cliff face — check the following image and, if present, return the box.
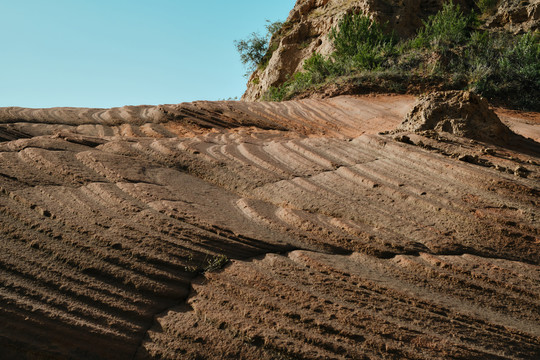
[242,0,474,101]
[486,0,540,33]
[242,0,539,101]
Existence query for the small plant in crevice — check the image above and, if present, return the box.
[204,254,229,272]
[184,253,229,274]
[475,0,499,16]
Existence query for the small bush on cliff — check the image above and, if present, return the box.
[235,33,268,74]
[330,13,396,69]
[235,20,284,76]
[410,2,474,49]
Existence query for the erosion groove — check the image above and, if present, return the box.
[141,251,540,360]
[0,95,538,359]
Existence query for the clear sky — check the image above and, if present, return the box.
[0,0,294,108]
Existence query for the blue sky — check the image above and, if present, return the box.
[0,0,294,108]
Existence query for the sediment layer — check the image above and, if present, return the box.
[0,95,538,359]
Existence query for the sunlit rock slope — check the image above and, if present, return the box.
[0,95,539,359]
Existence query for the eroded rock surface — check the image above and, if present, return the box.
[0,95,539,359]
[398,91,514,144]
[142,251,540,359]
[486,0,540,33]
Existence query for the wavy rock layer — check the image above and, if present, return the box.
[143,251,540,359]
[0,95,538,359]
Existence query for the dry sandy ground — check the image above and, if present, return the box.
[0,95,538,359]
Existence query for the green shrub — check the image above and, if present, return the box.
[499,32,540,84]
[330,13,396,70]
[263,54,335,101]
[458,30,539,108]
[411,2,473,49]
[465,31,504,93]
[263,83,289,102]
[496,31,540,108]
[235,20,284,76]
[304,53,335,81]
[235,33,269,74]
[475,0,499,15]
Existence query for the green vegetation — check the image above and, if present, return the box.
[410,2,475,49]
[475,0,499,15]
[235,20,284,76]
[184,254,229,274]
[330,12,397,69]
[262,2,539,110]
[204,254,229,272]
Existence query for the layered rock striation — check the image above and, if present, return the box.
[0,94,539,358]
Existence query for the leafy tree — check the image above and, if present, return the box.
[235,20,283,76]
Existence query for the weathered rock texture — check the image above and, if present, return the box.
[486,0,540,33]
[399,90,514,143]
[242,0,539,101]
[0,95,539,359]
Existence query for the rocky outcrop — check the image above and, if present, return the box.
[398,90,514,144]
[486,0,540,33]
[242,0,475,101]
[242,0,539,101]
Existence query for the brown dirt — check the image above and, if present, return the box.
[495,107,540,143]
[0,95,538,359]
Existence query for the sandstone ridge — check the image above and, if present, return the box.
[0,95,539,359]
